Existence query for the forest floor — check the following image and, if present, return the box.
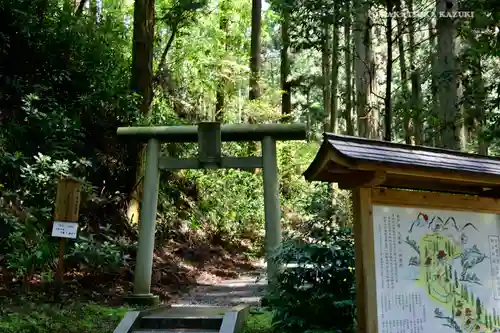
[174,258,266,307]
[0,242,265,332]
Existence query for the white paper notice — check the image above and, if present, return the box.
[51,221,79,239]
[372,205,500,333]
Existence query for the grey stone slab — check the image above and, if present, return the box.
[132,330,219,333]
[219,305,250,333]
[143,306,231,319]
[114,311,141,333]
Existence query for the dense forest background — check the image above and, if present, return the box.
[0,0,498,331]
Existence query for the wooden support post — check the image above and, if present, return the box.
[262,136,281,284]
[127,138,161,306]
[56,239,65,290]
[352,187,377,333]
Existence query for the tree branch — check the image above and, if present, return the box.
[157,25,179,75]
[75,0,88,16]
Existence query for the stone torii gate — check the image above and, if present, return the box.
[117,122,307,304]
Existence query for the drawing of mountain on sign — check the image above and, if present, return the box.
[403,213,499,333]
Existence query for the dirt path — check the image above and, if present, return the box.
[173,260,267,307]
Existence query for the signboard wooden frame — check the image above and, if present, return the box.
[353,187,500,333]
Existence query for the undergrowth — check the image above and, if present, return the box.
[0,302,129,333]
[242,311,274,333]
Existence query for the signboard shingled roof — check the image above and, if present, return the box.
[303,133,500,197]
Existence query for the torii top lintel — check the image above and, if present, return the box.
[116,122,307,142]
[303,133,500,197]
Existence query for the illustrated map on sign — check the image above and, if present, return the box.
[373,206,500,333]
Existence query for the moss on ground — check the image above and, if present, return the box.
[242,310,274,333]
[0,302,130,333]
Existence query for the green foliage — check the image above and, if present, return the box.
[2,0,497,326]
[2,212,58,279]
[267,220,356,333]
[242,311,274,333]
[1,178,131,282]
[67,233,135,273]
[0,144,131,281]
[0,0,140,284]
[0,303,129,333]
[192,168,264,242]
[158,0,209,31]
[0,153,90,279]
[0,0,137,195]
[273,0,340,51]
[162,140,328,254]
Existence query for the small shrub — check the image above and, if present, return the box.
[3,212,58,280]
[67,233,134,273]
[267,221,356,333]
[0,151,130,280]
[242,311,274,333]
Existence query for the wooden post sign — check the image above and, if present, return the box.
[53,177,82,225]
[52,177,82,291]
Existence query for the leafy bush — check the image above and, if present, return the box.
[0,151,132,281]
[191,167,264,244]
[2,212,58,279]
[67,233,135,273]
[242,311,274,333]
[0,0,138,287]
[267,220,356,333]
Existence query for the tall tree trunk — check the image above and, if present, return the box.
[367,22,380,139]
[475,65,488,155]
[344,1,354,136]
[469,38,488,155]
[281,8,291,118]
[127,0,155,224]
[405,0,423,145]
[354,0,372,138]
[384,0,393,141]
[395,0,410,143]
[330,3,340,133]
[351,40,356,134]
[436,0,460,149]
[90,0,98,20]
[322,23,331,132]
[249,0,262,101]
[75,0,88,15]
[131,0,155,115]
[456,38,467,149]
[427,20,439,147]
[306,87,311,139]
[410,71,422,144]
[215,83,225,121]
[216,0,229,122]
[247,0,262,159]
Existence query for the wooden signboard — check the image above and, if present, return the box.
[54,177,82,222]
[302,133,500,333]
[355,187,500,333]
